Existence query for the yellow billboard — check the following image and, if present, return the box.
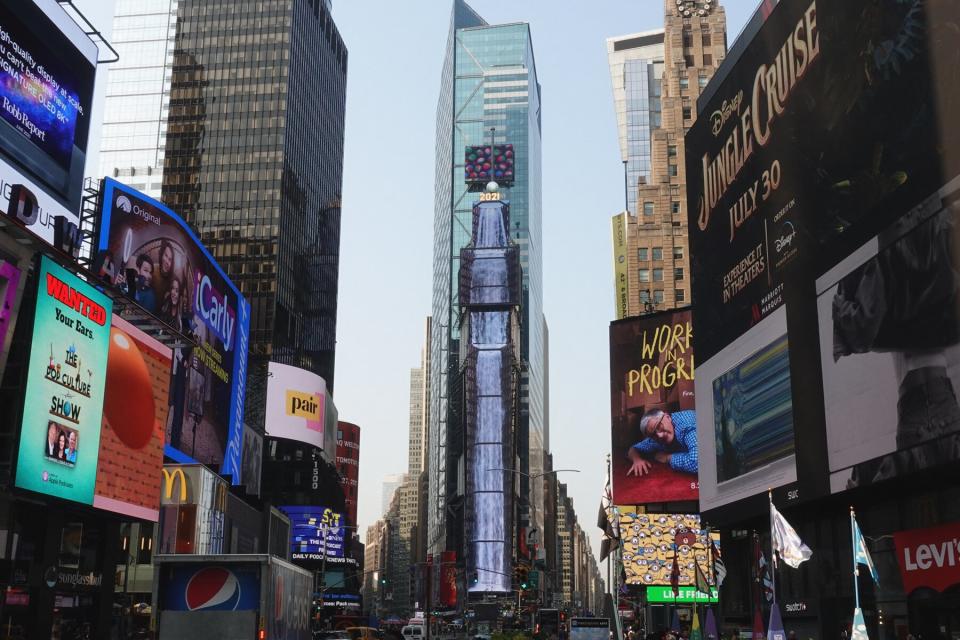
[618,509,720,587]
[612,212,629,320]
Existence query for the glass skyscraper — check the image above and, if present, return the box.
[606,30,665,215]
[428,0,546,564]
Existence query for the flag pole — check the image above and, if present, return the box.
[768,490,777,604]
[850,507,860,611]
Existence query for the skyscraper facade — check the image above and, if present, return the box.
[428,0,546,572]
[606,30,665,215]
[614,0,726,316]
[99,0,178,198]
[162,0,347,424]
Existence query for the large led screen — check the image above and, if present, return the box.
[280,506,345,562]
[0,0,96,206]
[95,178,250,484]
[818,179,960,493]
[336,421,360,527]
[610,310,698,504]
[14,256,112,504]
[93,315,170,520]
[465,145,514,187]
[695,306,796,511]
[687,0,960,363]
[618,510,719,594]
[265,361,328,451]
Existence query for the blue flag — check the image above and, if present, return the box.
[767,603,785,640]
[705,608,719,640]
[853,517,879,584]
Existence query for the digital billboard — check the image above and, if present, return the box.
[464,144,514,187]
[280,506,345,562]
[817,179,960,493]
[0,258,22,360]
[93,315,170,521]
[685,0,960,507]
[618,510,720,590]
[241,425,262,497]
[0,0,96,210]
[14,255,112,504]
[612,213,629,320]
[694,307,797,511]
[610,309,697,504]
[95,178,250,484]
[265,361,328,451]
[335,421,360,527]
[687,0,960,363]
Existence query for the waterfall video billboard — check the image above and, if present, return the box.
[14,256,112,505]
[0,0,96,210]
[94,178,250,484]
[94,315,170,521]
[610,309,698,504]
[818,179,960,493]
[618,510,719,595]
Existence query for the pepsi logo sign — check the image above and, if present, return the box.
[186,567,242,611]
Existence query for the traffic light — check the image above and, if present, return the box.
[469,571,479,586]
[380,576,387,585]
[518,563,530,590]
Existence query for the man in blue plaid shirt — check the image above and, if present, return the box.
[626,409,698,476]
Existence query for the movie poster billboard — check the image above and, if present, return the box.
[610,309,697,504]
[265,361,328,451]
[817,179,960,493]
[687,0,959,363]
[94,315,170,520]
[14,256,112,504]
[95,178,250,484]
[618,510,719,598]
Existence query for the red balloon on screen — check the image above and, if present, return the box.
[104,327,155,450]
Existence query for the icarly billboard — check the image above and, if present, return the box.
[265,361,327,451]
[686,0,960,363]
[610,309,697,504]
[94,178,249,484]
[94,315,170,521]
[14,256,112,504]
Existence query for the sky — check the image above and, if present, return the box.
[74,0,756,562]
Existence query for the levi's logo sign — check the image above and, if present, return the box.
[902,539,960,571]
[286,391,320,420]
[46,273,107,326]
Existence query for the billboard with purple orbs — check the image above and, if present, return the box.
[465,145,514,188]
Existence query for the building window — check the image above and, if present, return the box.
[671,185,680,195]
[653,268,664,282]
[682,106,692,120]
[668,145,677,157]
[702,33,712,46]
[682,32,693,48]
[654,290,665,304]
[676,289,686,302]
[672,221,683,227]
[640,290,651,304]
[643,201,654,216]
[671,201,681,214]
[673,246,684,260]
[675,268,684,281]
[684,55,695,68]
[639,269,650,283]
[703,53,713,65]
[699,72,708,88]
[668,164,678,177]
[638,248,648,261]
[652,247,663,261]
[679,75,689,90]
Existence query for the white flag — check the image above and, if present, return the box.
[770,502,812,568]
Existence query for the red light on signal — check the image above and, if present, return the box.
[259,630,266,640]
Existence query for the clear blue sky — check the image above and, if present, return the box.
[76,0,757,561]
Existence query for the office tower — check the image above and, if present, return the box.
[99,0,178,198]
[614,0,726,316]
[408,317,431,476]
[607,30,666,215]
[162,0,347,425]
[381,473,405,515]
[428,0,546,574]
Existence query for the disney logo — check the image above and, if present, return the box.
[710,90,744,137]
[775,221,797,253]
